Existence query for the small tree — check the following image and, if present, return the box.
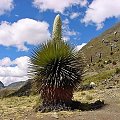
[30,15,84,111]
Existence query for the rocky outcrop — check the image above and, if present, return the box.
[0,81,4,89]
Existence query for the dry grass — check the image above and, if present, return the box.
[0,96,38,119]
[0,90,99,119]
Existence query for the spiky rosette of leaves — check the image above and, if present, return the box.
[29,40,83,104]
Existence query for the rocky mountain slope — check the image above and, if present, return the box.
[81,22,120,72]
[6,81,26,89]
[0,81,4,89]
[80,22,120,88]
[0,81,26,98]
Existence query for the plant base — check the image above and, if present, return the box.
[34,100,105,112]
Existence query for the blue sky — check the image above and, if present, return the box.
[0,0,120,85]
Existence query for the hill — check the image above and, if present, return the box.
[8,79,40,97]
[81,22,120,72]
[0,81,26,98]
[6,81,26,89]
[80,22,120,88]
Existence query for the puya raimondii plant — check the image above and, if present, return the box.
[29,14,84,111]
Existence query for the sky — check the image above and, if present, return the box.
[0,0,120,86]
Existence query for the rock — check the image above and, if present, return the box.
[0,81,4,89]
[106,86,113,89]
[52,112,59,119]
[90,82,96,89]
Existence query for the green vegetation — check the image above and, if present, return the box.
[83,69,115,85]
[115,67,120,74]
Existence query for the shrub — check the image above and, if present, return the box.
[86,95,93,100]
[115,68,120,74]
[110,52,114,55]
[98,64,104,68]
[81,92,86,95]
[103,60,112,64]
[107,60,112,64]
[112,61,117,65]
[98,59,102,63]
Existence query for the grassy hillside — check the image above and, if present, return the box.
[79,22,120,87]
[8,79,40,97]
[81,22,120,72]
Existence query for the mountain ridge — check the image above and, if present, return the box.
[6,81,26,89]
[0,81,4,89]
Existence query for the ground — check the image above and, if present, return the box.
[0,88,120,120]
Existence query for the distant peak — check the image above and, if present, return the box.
[0,81,4,88]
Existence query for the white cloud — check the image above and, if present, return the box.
[70,12,81,19]
[75,43,86,51]
[82,0,120,29]
[0,18,50,51]
[63,18,69,25]
[0,56,30,86]
[33,0,87,13]
[0,0,14,15]
[0,57,12,67]
[62,18,78,41]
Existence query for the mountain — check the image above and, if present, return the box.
[0,81,4,89]
[0,81,26,98]
[8,79,40,97]
[81,22,120,72]
[6,81,26,89]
